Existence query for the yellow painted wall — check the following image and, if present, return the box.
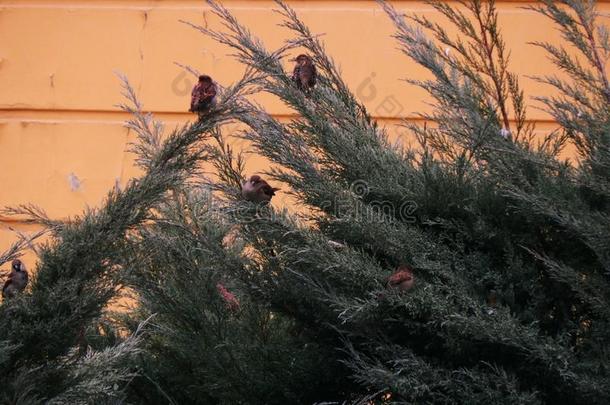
[0,0,607,257]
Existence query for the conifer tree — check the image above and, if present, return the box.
[125,0,606,403]
[0,74,250,402]
[2,0,610,404]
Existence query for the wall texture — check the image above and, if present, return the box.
[0,0,606,254]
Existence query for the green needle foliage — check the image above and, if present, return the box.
[0,73,250,402]
[2,0,610,404]
[160,0,607,403]
[121,186,341,404]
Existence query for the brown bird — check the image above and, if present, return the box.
[291,54,317,92]
[2,259,28,299]
[189,75,217,114]
[216,283,240,312]
[241,175,280,204]
[387,265,415,292]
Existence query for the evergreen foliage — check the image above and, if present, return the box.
[1,0,610,403]
[0,74,250,402]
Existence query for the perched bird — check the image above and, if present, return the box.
[291,54,317,92]
[189,75,217,114]
[241,175,280,204]
[216,283,240,312]
[2,259,28,299]
[387,265,415,292]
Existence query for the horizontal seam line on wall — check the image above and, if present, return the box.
[0,109,558,124]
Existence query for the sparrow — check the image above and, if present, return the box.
[387,265,414,292]
[216,283,240,312]
[241,175,280,204]
[2,259,28,299]
[189,75,217,114]
[291,54,317,93]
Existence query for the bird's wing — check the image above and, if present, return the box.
[310,65,317,87]
[292,66,301,85]
[261,184,278,197]
[2,275,12,293]
[201,83,217,104]
[206,83,217,97]
[191,82,201,96]
[299,67,308,87]
[301,64,316,88]
[190,84,202,110]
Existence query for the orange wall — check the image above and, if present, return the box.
[0,0,606,256]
